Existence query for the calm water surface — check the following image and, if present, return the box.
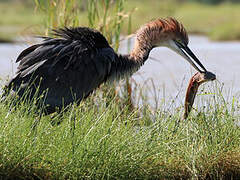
[1,35,240,108]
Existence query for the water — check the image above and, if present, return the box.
[119,35,240,109]
[1,35,240,108]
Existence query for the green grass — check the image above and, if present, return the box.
[1,85,240,179]
[1,1,240,41]
[175,2,240,41]
[122,1,240,41]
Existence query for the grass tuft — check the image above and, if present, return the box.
[1,84,240,179]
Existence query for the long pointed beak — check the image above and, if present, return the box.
[173,40,207,73]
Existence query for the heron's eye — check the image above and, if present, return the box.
[176,39,182,44]
[174,39,184,48]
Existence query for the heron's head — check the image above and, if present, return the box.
[136,18,207,73]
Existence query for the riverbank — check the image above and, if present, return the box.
[1,1,240,42]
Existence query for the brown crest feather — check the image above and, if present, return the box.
[131,17,189,61]
[136,17,189,45]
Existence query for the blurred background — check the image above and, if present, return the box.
[1,0,240,108]
[1,0,240,42]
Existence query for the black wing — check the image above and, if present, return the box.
[8,27,116,110]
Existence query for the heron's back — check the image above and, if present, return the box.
[7,27,116,113]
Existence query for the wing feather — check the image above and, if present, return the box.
[16,44,41,62]
[8,27,116,110]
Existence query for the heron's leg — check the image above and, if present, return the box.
[70,107,76,155]
[125,78,134,111]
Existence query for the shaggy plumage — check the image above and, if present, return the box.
[6,18,192,113]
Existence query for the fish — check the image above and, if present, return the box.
[184,71,216,119]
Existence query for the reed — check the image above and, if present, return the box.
[34,0,133,49]
[34,0,135,105]
[34,0,81,35]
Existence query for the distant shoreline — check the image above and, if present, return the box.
[0,39,14,43]
[1,1,240,42]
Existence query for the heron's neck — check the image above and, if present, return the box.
[130,37,153,63]
[107,53,143,81]
[107,34,154,81]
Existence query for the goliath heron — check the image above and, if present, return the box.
[6,18,207,113]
